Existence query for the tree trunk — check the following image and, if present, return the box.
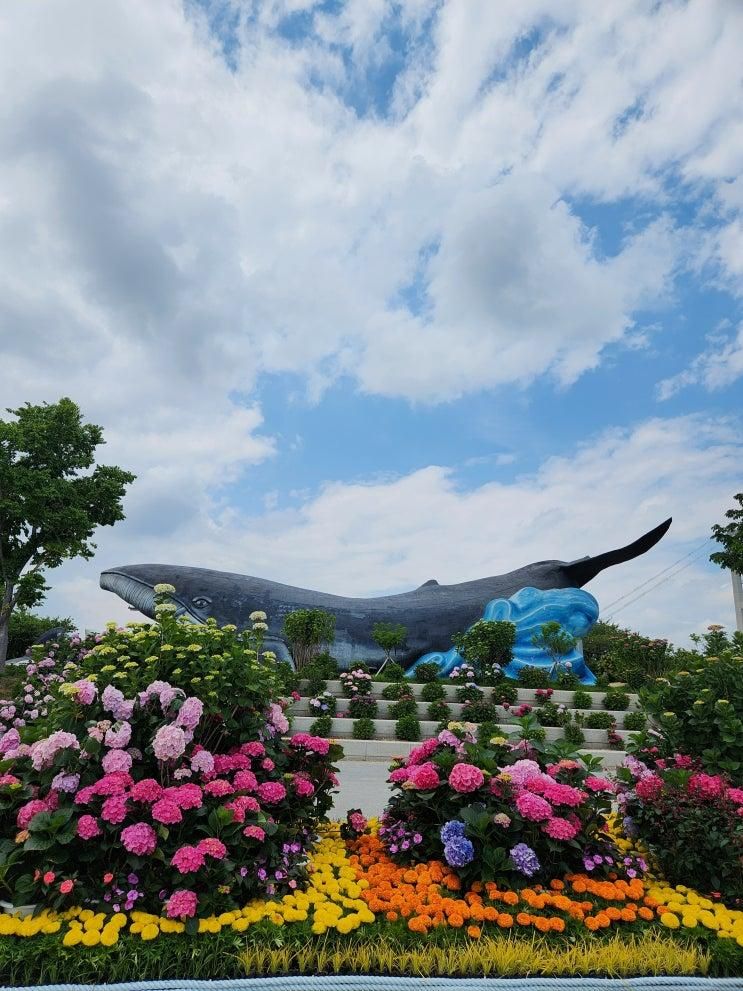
[0,583,13,669]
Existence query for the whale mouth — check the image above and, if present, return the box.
[99,571,199,622]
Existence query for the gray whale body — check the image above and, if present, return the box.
[100,518,671,667]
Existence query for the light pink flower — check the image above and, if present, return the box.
[153,724,187,762]
[102,749,133,774]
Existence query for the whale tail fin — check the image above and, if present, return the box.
[564,517,672,587]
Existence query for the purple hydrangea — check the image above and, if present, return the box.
[444,836,475,867]
[510,842,540,877]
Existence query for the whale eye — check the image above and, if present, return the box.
[191,596,212,610]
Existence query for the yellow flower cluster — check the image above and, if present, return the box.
[0,828,374,948]
[650,884,743,946]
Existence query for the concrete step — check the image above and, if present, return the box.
[302,679,640,710]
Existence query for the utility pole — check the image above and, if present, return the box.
[732,571,743,633]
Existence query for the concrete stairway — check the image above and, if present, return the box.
[288,680,642,772]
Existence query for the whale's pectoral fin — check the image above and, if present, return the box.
[564,517,672,587]
[262,638,294,669]
[418,579,439,588]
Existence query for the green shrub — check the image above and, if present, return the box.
[456,684,484,704]
[492,682,518,706]
[282,609,336,670]
[310,714,333,736]
[410,661,441,683]
[623,711,647,731]
[603,689,630,711]
[305,674,328,697]
[461,699,496,724]
[640,651,743,778]
[6,609,75,659]
[535,701,569,727]
[390,697,418,719]
[585,711,616,729]
[476,721,507,745]
[276,660,301,695]
[555,671,581,690]
[310,651,340,679]
[427,700,451,722]
[381,681,408,700]
[378,661,405,681]
[421,681,446,702]
[593,629,674,689]
[352,717,376,740]
[562,722,585,747]
[517,666,551,689]
[395,714,421,741]
[451,619,515,678]
[572,689,593,710]
[349,695,378,719]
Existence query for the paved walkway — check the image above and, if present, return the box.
[330,760,390,818]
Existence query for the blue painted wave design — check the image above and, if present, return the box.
[406,586,599,685]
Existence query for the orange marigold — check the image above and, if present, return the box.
[467,925,482,939]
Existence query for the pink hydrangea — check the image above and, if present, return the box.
[233,769,258,792]
[261,757,275,771]
[542,782,587,807]
[197,837,227,859]
[726,787,743,804]
[101,795,128,824]
[101,684,134,721]
[689,773,726,800]
[102,749,133,774]
[407,738,440,765]
[543,816,580,840]
[257,781,287,804]
[502,759,542,787]
[121,822,157,855]
[190,750,214,775]
[406,762,440,790]
[164,783,203,809]
[389,768,409,784]
[516,791,553,822]
[151,799,182,824]
[171,844,205,874]
[74,785,96,805]
[153,724,187,762]
[94,771,133,795]
[224,795,260,822]
[130,778,164,803]
[437,730,461,749]
[267,702,289,735]
[0,728,21,754]
[175,697,204,731]
[289,733,329,755]
[243,825,265,841]
[584,776,615,793]
[546,759,581,777]
[448,763,485,793]
[241,742,265,758]
[70,679,97,705]
[51,772,80,793]
[204,778,233,797]
[30,731,80,771]
[166,889,198,919]
[293,773,315,797]
[0,773,20,787]
[104,722,132,749]
[635,775,664,801]
[17,798,48,829]
[76,815,101,840]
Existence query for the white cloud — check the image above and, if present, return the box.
[44,414,741,646]
[657,322,743,399]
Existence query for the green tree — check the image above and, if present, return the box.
[451,619,515,676]
[710,492,743,574]
[7,608,75,659]
[531,621,576,674]
[372,621,407,662]
[0,398,135,666]
[282,608,336,670]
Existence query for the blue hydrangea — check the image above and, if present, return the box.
[443,836,475,867]
[439,819,466,844]
[509,842,540,877]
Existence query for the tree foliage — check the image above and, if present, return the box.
[7,609,75,660]
[0,398,135,665]
[452,619,515,675]
[282,608,336,670]
[371,621,407,660]
[710,492,743,574]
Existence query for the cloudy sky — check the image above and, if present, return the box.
[1,0,742,645]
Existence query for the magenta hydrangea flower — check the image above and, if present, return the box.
[130,778,163,803]
[233,769,258,792]
[543,816,580,840]
[243,824,265,841]
[204,779,233,797]
[101,795,128,824]
[151,799,182,824]
[241,741,265,758]
[584,776,615,793]
[197,837,227,860]
[406,762,440,790]
[257,781,287,804]
[225,795,261,822]
[164,783,203,809]
[76,814,101,840]
[516,792,553,822]
[121,822,158,855]
[407,738,440,765]
[289,733,329,755]
[388,768,409,784]
[171,844,205,874]
[153,724,187,762]
[166,889,198,918]
[448,763,485,793]
[293,774,315,797]
[635,775,664,801]
[542,781,586,807]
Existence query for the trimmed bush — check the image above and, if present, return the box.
[390,697,418,719]
[411,662,442,683]
[427,700,451,723]
[381,682,409,701]
[603,689,630,711]
[421,681,446,702]
[455,685,484,704]
[535,701,569,727]
[378,661,405,682]
[517,666,551,689]
[461,699,497,724]
[310,714,333,736]
[492,682,518,706]
[623,711,647,731]
[395,715,421,741]
[562,722,586,747]
[348,695,378,719]
[585,711,616,729]
[352,717,376,740]
[572,689,593,710]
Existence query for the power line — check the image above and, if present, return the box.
[601,537,714,611]
[604,542,713,620]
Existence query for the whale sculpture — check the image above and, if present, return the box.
[100,518,671,668]
[406,587,600,684]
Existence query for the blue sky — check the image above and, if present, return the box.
[1,0,742,642]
